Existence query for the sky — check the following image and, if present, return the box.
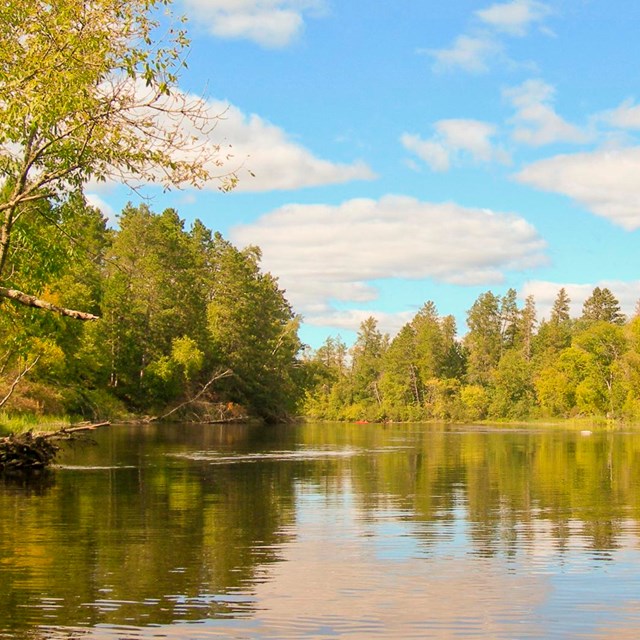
[90,0,640,349]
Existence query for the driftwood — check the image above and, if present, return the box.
[0,421,110,473]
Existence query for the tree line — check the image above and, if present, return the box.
[303,286,640,422]
[3,195,638,427]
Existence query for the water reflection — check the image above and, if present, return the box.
[1,422,640,638]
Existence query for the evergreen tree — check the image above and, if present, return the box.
[350,317,387,409]
[518,294,537,360]
[581,287,625,325]
[380,324,422,414]
[206,234,303,421]
[551,288,571,324]
[499,288,520,351]
[100,204,206,404]
[464,291,502,385]
[535,288,572,357]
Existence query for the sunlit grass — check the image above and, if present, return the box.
[0,413,72,436]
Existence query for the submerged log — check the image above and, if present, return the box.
[0,421,110,473]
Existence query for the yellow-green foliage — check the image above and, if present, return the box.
[303,289,640,424]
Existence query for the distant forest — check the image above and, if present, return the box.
[303,286,640,423]
[1,197,639,424]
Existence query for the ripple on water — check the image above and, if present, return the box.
[169,446,412,465]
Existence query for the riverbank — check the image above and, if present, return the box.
[0,412,73,437]
[3,412,636,439]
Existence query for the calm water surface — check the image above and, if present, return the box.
[2,422,640,638]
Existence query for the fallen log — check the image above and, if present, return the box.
[0,421,110,473]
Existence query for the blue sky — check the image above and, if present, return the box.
[90,0,640,349]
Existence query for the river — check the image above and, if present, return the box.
[1,421,640,638]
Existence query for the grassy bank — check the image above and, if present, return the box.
[0,413,73,437]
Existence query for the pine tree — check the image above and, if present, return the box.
[581,287,625,325]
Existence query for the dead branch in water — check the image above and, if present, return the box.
[0,421,110,472]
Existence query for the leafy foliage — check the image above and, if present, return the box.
[0,203,306,421]
[0,0,233,319]
[304,287,640,423]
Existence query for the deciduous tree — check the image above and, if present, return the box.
[0,0,231,319]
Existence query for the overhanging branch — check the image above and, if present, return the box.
[0,286,99,320]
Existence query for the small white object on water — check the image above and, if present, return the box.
[580,430,592,436]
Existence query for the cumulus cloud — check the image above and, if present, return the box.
[476,0,551,36]
[305,309,416,336]
[85,193,117,221]
[111,82,375,193]
[426,0,550,73]
[504,79,589,146]
[182,0,326,48]
[600,99,640,130]
[208,100,375,191]
[516,147,640,230]
[522,280,639,320]
[78,81,373,206]
[428,35,502,74]
[230,195,548,327]
[401,119,509,171]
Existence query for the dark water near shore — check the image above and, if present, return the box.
[2,422,640,638]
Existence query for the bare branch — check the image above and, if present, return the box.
[0,354,40,409]
[147,368,233,422]
[0,286,99,320]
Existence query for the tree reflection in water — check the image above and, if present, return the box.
[1,422,640,638]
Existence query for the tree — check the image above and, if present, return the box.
[413,302,446,381]
[536,288,572,357]
[350,317,387,408]
[499,288,519,351]
[573,321,627,415]
[465,292,502,385]
[581,287,625,325]
[518,294,537,360]
[551,288,571,325]
[490,350,536,419]
[535,347,590,417]
[0,194,109,412]
[439,314,467,379]
[380,324,422,413]
[100,205,206,402]
[206,234,303,421]
[0,0,232,319]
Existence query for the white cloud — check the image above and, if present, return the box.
[522,280,639,320]
[85,193,117,221]
[401,135,451,172]
[504,79,589,146]
[516,147,640,230]
[401,119,509,172]
[600,99,640,130]
[428,35,502,74]
[305,309,416,336]
[101,81,375,193]
[230,195,547,324]
[182,0,326,48]
[208,100,375,191]
[476,0,551,36]
[72,81,373,207]
[427,0,550,73]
